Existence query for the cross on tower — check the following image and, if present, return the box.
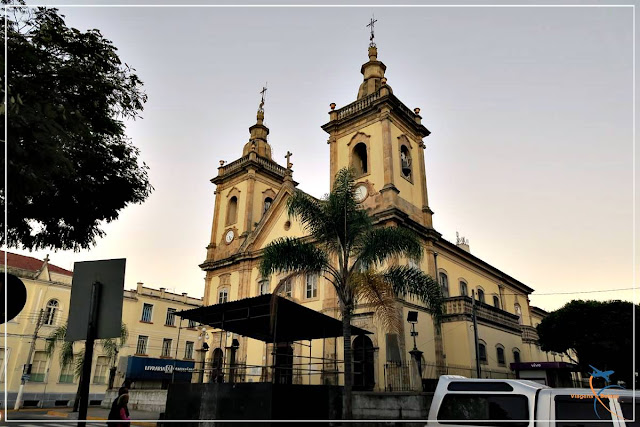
[367,15,377,47]
[285,151,293,169]
[258,84,267,111]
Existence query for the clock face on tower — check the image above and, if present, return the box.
[354,184,368,203]
[224,229,235,244]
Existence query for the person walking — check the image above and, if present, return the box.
[116,393,131,427]
[108,393,130,426]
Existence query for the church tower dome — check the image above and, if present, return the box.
[357,45,392,99]
[242,105,272,159]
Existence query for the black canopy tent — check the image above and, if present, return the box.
[175,293,370,342]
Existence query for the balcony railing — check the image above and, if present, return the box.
[520,325,540,343]
[443,296,521,332]
[220,154,251,175]
[336,91,381,120]
[218,154,287,178]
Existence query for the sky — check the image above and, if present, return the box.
[9,2,636,311]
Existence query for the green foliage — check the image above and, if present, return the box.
[537,300,638,384]
[261,167,442,419]
[45,322,129,379]
[262,167,442,314]
[1,3,152,250]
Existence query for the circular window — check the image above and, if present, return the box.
[284,220,291,231]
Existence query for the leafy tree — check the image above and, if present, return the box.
[2,3,152,251]
[45,323,128,411]
[537,300,638,385]
[260,167,443,419]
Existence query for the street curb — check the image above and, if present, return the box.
[46,410,156,426]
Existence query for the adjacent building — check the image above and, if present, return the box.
[198,41,578,390]
[1,252,203,408]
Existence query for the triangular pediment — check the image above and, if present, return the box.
[242,186,309,252]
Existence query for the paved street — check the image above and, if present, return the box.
[3,411,104,426]
[1,408,158,426]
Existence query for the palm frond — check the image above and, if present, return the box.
[287,190,332,245]
[118,323,129,348]
[74,348,85,379]
[102,338,117,362]
[384,265,444,318]
[354,227,423,271]
[259,237,329,278]
[101,322,128,364]
[59,341,75,369]
[325,168,372,252]
[44,325,68,358]
[351,271,403,333]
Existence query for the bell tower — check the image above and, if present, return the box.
[204,87,292,263]
[322,40,434,229]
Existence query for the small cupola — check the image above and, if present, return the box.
[357,19,391,99]
[242,86,272,159]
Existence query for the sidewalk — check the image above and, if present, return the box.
[19,407,159,426]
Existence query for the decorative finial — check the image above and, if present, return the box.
[219,160,226,166]
[367,15,378,48]
[285,151,293,169]
[414,107,420,115]
[258,83,267,112]
[330,103,336,110]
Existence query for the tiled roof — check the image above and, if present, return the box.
[0,251,73,276]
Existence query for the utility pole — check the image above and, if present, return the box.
[77,281,101,427]
[14,309,44,410]
[471,290,481,378]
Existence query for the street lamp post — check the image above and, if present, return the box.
[407,311,423,391]
[197,326,209,383]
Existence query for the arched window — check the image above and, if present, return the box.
[476,288,485,304]
[400,145,412,180]
[218,288,229,304]
[513,349,521,364]
[258,278,270,295]
[496,345,505,366]
[493,295,501,309]
[44,300,59,325]
[439,272,449,298]
[478,341,487,364]
[263,197,273,214]
[226,196,238,225]
[514,303,523,324]
[352,143,368,176]
[459,281,468,297]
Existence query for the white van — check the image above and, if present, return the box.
[428,375,638,427]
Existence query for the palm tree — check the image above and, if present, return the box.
[259,167,443,420]
[45,323,128,411]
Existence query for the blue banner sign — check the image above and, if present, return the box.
[125,356,195,382]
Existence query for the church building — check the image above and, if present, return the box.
[198,37,577,390]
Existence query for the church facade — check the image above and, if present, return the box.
[199,42,576,390]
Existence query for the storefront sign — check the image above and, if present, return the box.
[125,356,195,382]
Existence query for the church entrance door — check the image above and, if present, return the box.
[353,335,375,391]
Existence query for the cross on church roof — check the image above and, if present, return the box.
[367,15,377,47]
[258,84,267,112]
[285,151,293,169]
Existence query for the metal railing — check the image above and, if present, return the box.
[383,361,516,391]
[443,296,521,331]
